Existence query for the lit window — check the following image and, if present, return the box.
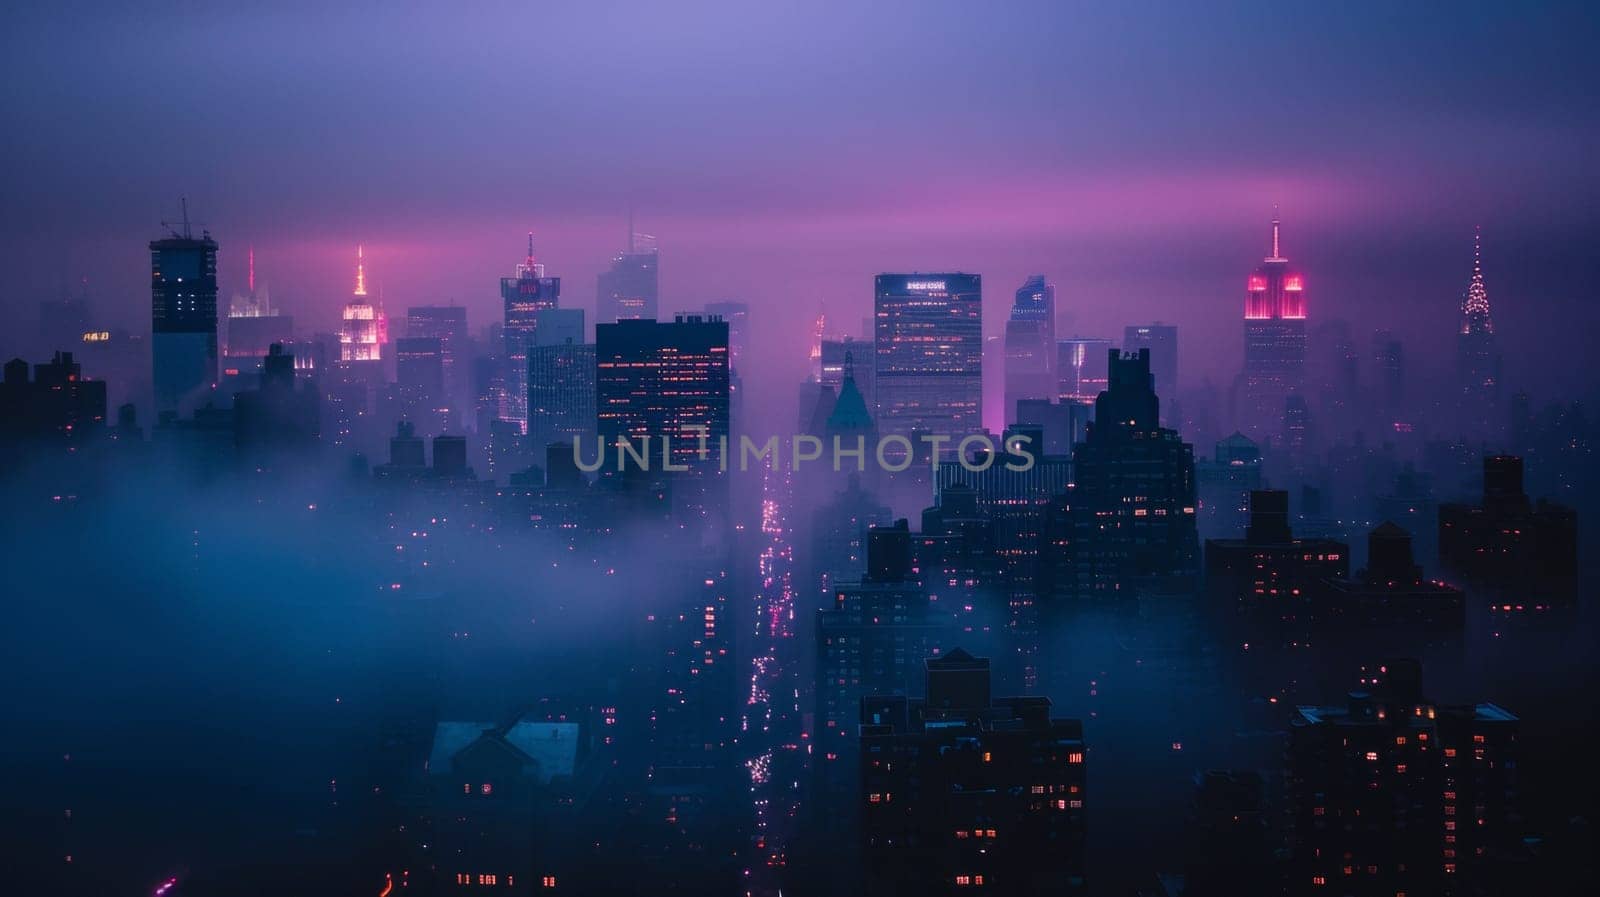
[481,783,493,795]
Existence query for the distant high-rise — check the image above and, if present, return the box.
[150,217,219,416]
[527,308,595,453]
[1054,349,1199,598]
[406,305,468,411]
[340,245,382,363]
[874,274,983,437]
[702,301,748,372]
[1238,214,1306,440]
[595,314,729,471]
[501,234,561,432]
[1057,337,1113,405]
[596,230,659,323]
[1004,275,1056,424]
[1122,323,1177,417]
[1456,227,1502,435]
[394,336,446,434]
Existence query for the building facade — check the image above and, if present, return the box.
[874,274,983,438]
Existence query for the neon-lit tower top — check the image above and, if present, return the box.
[1461,226,1494,335]
[515,231,544,280]
[342,244,381,362]
[1245,213,1305,320]
[353,243,369,297]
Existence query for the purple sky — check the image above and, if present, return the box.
[4,0,1598,420]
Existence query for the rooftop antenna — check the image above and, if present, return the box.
[248,246,256,294]
[354,244,368,297]
[1269,204,1282,261]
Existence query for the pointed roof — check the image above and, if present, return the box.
[1463,226,1492,322]
[826,356,875,433]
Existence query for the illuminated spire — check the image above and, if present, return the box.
[525,231,536,269]
[248,246,255,294]
[1463,226,1492,322]
[1266,206,1285,262]
[354,244,368,298]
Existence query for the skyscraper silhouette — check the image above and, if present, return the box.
[1237,213,1306,441]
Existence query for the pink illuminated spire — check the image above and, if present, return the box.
[525,231,536,269]
[248,246,256,293]
[354,244,368,297]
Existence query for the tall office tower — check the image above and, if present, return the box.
[501,234,561,432]
[150,217,219,417]
[702,301,748,371]
[1055,349,1199,598]
[1122,323,1177,418]
[406,305,468,410]
[859,650,1088,896]
[595,314,729,471]
[703,300,748,433]
[813,521,950,864]
[874,274,983,438]
[1371,329,1406,429]
[394,336,448,434]
[1456,227,1502,437]
[220,249,294,394]
[1238,214,1307,441]
[596,230,659,323]
[935,428,1071,678]
[527,308,595,454]
[1289,660,1519,896]
[1194,432,1263,540]
[340,245,382,362]
[1003,275,1056,424]
[1056,337,1113,404]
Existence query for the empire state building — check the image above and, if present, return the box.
[1236,214,1307,440]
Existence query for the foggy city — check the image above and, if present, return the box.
[2,2,1597,896]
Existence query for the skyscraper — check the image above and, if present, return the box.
[1122,323,1177,416]
[595,314,729,471]
[1238,214,1306,441]
[1056,337,1113,405]
[874,274,982,438]
[407,305,468,413]
[596,231,658,323]
[1054,349,1199,598]
[702,301,748,372]
[527,308,595,454]
[501,234,561,432]
[150,217,219,416]
[340,245,382,363]
[1004,275,1056,424]
[1456,227,1502,436]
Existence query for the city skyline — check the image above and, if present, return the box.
[3,4,1596,896]
[4,4,1599,415]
